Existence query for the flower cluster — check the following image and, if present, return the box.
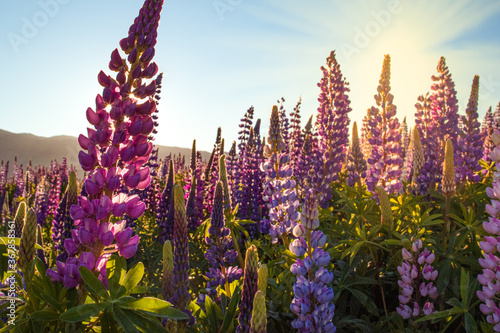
[366,54,403,195]
[346,121,367,188]
[396,240,438,319]
[46,0,164,289]
[203,181,241,294]
[455,75,482,184]
[311,51,351,207]
[260,105,300,243]
[478,130,500,331]
[289,191,335,332]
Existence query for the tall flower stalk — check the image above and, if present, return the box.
[289,191,335,332]
[455,75,482,185]
[366,54,403,195]
[261,106,300,246]
[312,51,351,207]
[396,240,438,320]
[478,130,500,332]
[47,0,164,289]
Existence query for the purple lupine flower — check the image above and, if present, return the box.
[401,127,414,185]
[47,161,62,216]
[417,57,460,193]
[455,75,482,184]
[46,0,164,288]
[478,130,500,332]
[237,245,259,333]
[482,106,495,164]
[346,121,367,188]
[277,97,290,146]
[396,240,438,319]
[261,105,300,243]
[52,192,68,253]
[294,115,315,199]
[310,51,351,207]
[35,180,49,226]
[365,54,403,195]
[203,182,241,295]
[170,185,191,311]
[290,191,335,332]
[157,159,175,242]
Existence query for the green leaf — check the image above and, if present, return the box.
[119,297,189,319]
[122,262,144,293]
[464,312,478,333]
[121,309,166,333]
[446,298,464,309]
[113,304,141,333]
[78,266,109,300]
[60,303,107,322]
[0,237,20,247]
[415,310,450,322]
[460,267,469,306]
[33,257,46,276]
[107,254,127,299]
[29,310,59,321]
[205,295,219,333]
[220,285,241,333]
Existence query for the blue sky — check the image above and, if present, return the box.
[0,0,500,153]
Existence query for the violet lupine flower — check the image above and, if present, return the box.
[360,109,372,163]
[237,245,259,333]
[157,159,175,242]
[35,180,48,226]
[204,182,241,294]
[396,240,438,320]
[478,130,500,331]
[52,192,68,253]
[47,0,164,288]
[277,97,290,146]
[401,127,414,184]
[47,252,96,289]
[170,185,191,311]
[290,191,335,332]
[311,51,351,207]
[482,106,495,164]
[294,115,315,199]
[365,54,403,195]
[202,128,223,217]
[417,57,460,193]
[346,121,367,188]
[47,161,61,216]
[261,106,300,243]
[455,75,482,184]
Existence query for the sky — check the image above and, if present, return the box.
[0,0,500,153]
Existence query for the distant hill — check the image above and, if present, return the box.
[0,128,210,175]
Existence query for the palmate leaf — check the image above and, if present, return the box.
[79,266,109,300]
[122,262,145,294]
[219,285,241,333]
[107,254,127,299]
[60,303,107,322]
[118,297,189,319]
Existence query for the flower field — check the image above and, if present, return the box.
[2,1,500,332]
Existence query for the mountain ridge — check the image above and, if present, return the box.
[0,128,210,176]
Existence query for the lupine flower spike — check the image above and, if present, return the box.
[396,240,438,320]
[250,290,267,333]
[162,239,173,301]
[478,129,500,332]
[237,245,259,333]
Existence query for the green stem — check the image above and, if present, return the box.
[443,197,450,248]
